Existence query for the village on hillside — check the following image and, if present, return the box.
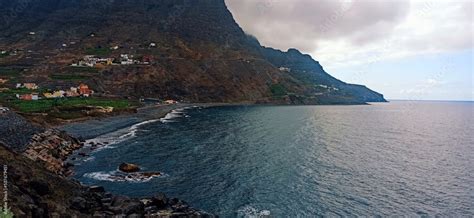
[1,37,183,120]
[14,83,93,101]
[70,53,154,68]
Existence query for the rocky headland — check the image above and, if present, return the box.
[0,108,215,217]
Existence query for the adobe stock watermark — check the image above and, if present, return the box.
[1,164,12,217]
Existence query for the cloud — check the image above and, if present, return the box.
[226,0,473,69]
[399,78,447,97]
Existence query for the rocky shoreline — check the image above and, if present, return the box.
[0,104,220,217]
[71,186,213,217]
[0,145,214,217]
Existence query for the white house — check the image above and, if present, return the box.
[121,60,133,65]
[32,93,39,100]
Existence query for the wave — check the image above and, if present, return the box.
[76,106,192,160]
[83,170,163,183]
[237,205,271,218]
[83,118,161,151]
[160,108,190,123]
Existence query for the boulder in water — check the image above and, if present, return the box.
[119,163,140,173]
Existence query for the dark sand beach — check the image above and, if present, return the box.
[59,103,236,140]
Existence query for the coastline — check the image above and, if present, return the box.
[0,104,221,216]
[59,102,243,140]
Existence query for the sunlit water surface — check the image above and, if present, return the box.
[73,101,474,216]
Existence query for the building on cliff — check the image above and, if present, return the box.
[79,84,93,97]
[16,93,39,101]
[16,83,38,90]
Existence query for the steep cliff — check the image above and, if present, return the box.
[0,0,386,104]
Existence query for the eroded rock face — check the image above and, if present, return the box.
[0,144,215,217]
[119,162,141,173]
[22,129,83,176]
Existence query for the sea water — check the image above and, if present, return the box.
[73,101,474,216]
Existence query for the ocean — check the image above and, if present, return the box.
[71,101,474,216]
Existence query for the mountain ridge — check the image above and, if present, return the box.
[0,0,386,104]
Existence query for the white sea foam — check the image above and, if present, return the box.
[84,171,118,182]
[84,118,161,151]
[83,156,95,162]
[160,108,188,123]
[77,107,190,161]
[237,205,271,218]
[83,170,162,183]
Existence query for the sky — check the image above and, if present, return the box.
[226,0,473,101]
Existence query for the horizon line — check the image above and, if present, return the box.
[388,99,474,102]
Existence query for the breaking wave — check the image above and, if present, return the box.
[83,170,164,183]
[237,205,271,218]
[83,118,162,151]
[73,107,192,162]
[160,109,187,123]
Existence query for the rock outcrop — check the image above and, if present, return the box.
[0,110,214,216]
[119,162,141,173]
[23,129,83,176]
[0,144,214,217]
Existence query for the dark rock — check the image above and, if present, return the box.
[93,211,105,217]
[151,193,168,208]
[111,195,130,207]
[64,162,74,168]
[119,163,141,173]
[107,206,123,214]
[141,172,162,177]
[172,201,189,212]
[103,210,115,216]
[104,192,113,198]
[39,202,49,217]
[28,180,50,196]
[101,198,112,204]
[32,206,45,218]
[88,186,105,193]
[70,197,87,212]
[123,201,144,215]
[101,202,111,209]
[145,205,158,213]
[168,198,179,206]
[171,212,187,217]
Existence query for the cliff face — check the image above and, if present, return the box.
[0,144,213,217]
[260,47,386,103]
[0,0,386,104]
